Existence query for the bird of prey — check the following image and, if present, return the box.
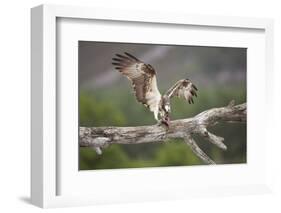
[112,52,198,127]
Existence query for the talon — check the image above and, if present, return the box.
[161,116,170,128]
[162,120,169,127]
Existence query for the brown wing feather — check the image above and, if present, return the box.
[165,79,198,104]
[112,52,159,106]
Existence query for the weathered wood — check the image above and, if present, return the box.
[184,136,216,165]
[80,101,246,164]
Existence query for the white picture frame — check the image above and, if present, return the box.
[31,4,274,208]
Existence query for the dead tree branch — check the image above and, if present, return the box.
[79,101,246,164]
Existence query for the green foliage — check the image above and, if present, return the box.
[80,92,126,126]
[154,140,201,166]
[80,145,129,170]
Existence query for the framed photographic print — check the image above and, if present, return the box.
[31,4,274,208]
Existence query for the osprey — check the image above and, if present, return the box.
[112,52,198,127]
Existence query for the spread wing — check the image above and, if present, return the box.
[165,79,198,104]
[112,52,161,109]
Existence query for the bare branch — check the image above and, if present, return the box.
[197,127,227,150]
[184,136,216,165]
[80,101,246,164]
[93,147,102,155]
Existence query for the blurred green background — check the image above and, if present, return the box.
[78,41,247,170]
